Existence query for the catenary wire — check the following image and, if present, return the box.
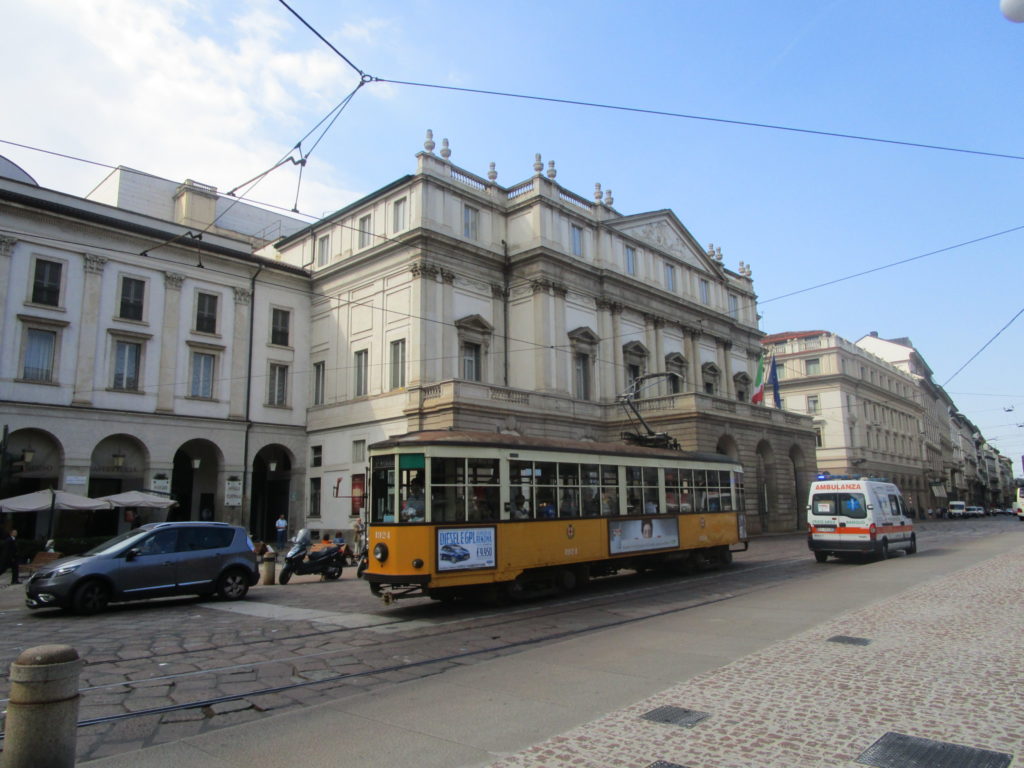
[942,305,1024,387]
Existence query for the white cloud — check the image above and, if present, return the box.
[4,0,364,213]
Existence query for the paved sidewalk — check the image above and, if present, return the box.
[492,548,1023,768]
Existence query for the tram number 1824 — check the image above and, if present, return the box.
[361,429,748,604]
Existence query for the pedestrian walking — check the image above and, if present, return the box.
[275,514,288,548]
[0,529,20,585]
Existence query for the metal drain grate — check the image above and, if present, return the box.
[645,762,690,768]
[828,634,872,646]
[640,706,709,728]
[856,732,1013,768]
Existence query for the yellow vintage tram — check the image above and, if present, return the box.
[363,430,748,603]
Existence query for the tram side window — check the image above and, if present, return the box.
[468,458,500,521]
[534,462,557,519]
[370,465,396,523]
[625,466,660,514]
[581,464,601,517]
[398,469,426,522]
[665,468,680,513]
[431,458,465,523]
[510,460,534,520]
[600,465,620,516]
[557,463,580,518]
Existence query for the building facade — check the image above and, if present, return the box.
[0,166,311,542]
[275,135,816,535]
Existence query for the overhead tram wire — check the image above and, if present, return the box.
[371,78,1024,163]
[942,305,1024,387]
[275,0,367,81]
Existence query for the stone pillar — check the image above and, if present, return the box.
[531,280,556,393]
[552,283,568,394]
[440,269,455,380]
[3,645,83,768]
[156,272,185,412]
[722,340,734,400]
[0,237,15,344]
[684,328,699,393]
[611,304,624,393]
[72,253,107,405]
[229,286,252,419]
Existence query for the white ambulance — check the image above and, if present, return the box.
[806,476,916,562]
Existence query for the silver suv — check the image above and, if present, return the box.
[25,522,259,614]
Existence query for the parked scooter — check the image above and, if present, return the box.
[279,528,344,584]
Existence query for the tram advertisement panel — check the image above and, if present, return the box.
[608,518,680,554]
[436,527,496,571]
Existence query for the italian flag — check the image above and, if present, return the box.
[751,352,767,405]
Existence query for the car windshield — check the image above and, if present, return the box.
[810,492,867,519]
[82,528,153,556]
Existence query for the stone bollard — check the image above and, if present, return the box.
[2,645,83,768]
[260,554,276,586]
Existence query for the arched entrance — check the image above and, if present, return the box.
[171,440,222,522]
[251,445,293,544]
[0,428,62,539]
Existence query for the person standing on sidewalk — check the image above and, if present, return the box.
[0,529,20,585]
[275,515,288,548]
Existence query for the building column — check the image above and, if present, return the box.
[156,272,185,412]
[440,269,455,380]
[229,286,251,419]
[684,328,699,393]
[72,253,107,406]
[722,340,734,400]
[553,284,569,394]
[531,280,556,393]
[0,237,15,343]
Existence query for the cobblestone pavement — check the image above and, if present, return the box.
[490,542,1024,768]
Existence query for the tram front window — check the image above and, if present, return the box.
[370,465,396,523]
[399,470,425,522]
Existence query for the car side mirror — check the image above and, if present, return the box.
[125,548,140,562]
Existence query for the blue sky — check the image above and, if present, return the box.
[3,0,1023,470]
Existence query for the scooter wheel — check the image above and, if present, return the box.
[278,567,292,585]
[324,566,342,581]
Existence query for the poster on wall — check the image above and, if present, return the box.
[436,527,496,571]
[225,477,243,507]
[608,517,679,554]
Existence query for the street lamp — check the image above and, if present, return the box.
[1001,0,1024,22]
[112,451,125,469]
[268,461,278,473]
[191,457,201,470]
[21,447,35,465]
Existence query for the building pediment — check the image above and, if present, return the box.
[608,210,719,274]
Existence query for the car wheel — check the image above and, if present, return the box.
[907,534,917,555]
[278,566,292,585]
[217,569,250,600]
[814,551,829,563]
[72,580,111,615]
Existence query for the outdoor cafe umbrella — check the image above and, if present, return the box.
[96,490,177,524]
[0,489,113,538]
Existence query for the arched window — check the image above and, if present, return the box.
[665,353,686,393]
[622,341,649,392]
[701,362,720,395]
[568,327,600,401]
[733,372,751,402]
[454,315,493,382]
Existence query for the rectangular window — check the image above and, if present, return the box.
[316,234,330,267]
[23,328,56,381]
[807,395,820,414]
[309,477,322,518]
[574,353,590,400]
[358,214,372,248]
[699,279,710,305]
[271,308,290,346]
[119,277,145,321]
[352,439,366,463]
[113,340,141,390]
[268,363,288,406]
[571,224,583,257]
[354,349,369,396]
[196,292,218,334]
[815,428,823,447]
[728,293,739,320]
[806,358,821,376]
[313,361,326,405]
[390,339,406,390]
[32,259,62,306]
[664,263,676,291]
[190,352,215,398]
[462,342,481,381]
[311,445,322,467]
[392,197,407,233]
[625,246,636,275]
[463,205,479,240]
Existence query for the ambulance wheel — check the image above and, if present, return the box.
[814,551,828,563]
[907,535,917,555]
[879,540,890,560]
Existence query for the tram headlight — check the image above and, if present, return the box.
[412,558,424,569]
[373,542,389,563]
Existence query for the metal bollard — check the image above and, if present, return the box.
[2,645,83,768]
[260,554,276,586]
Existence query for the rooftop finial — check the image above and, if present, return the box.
[604,189,614,206]
[594,182,603,202]
[533,153,543,175]
[546,160,557,179]
[706,243,715,257]
[424,129,435,154]
[440,138,451,160]
[715,246,723,262]
[487,162,498,181]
